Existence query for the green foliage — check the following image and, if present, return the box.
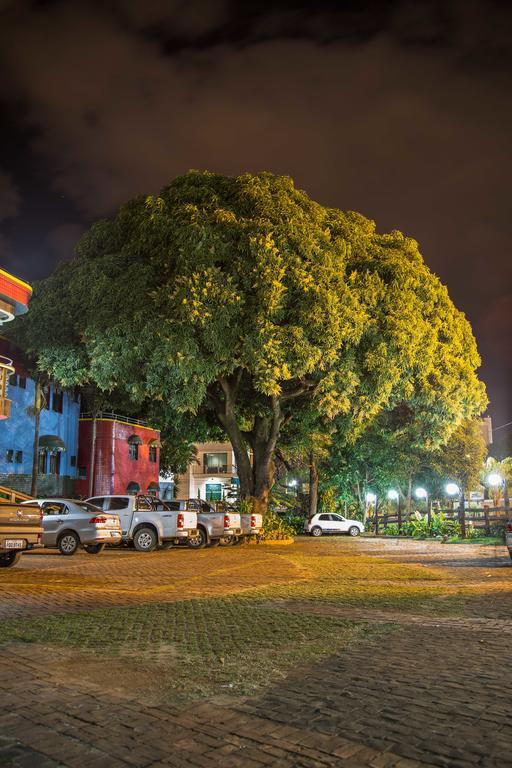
[260,507,295,540]
[319,487,338,514]
[437,419,487,492]
[401,511,461,538]
[10,171,486,510]
[382,523,400,536]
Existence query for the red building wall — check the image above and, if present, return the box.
[75,417,160,497]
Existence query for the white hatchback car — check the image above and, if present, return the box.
[306,513,364,537]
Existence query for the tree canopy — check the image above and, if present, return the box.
[10,171,487,512]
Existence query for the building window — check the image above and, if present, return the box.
[18,376,26,389]
[129,443,139,461]
[15,450,23,463]
[5,449,13,463]
[203,452,228,473]
[205,483,223,501]
[70,455,76,467]
[38,451,47,474]
[49,451,61,475]
[52,389,63,413]
[149,445,157,463]
[78,466,87,480]
[9,373,17,387]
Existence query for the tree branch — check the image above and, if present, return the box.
[279,378,317,402]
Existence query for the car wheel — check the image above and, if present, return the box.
[187,528,207,549]
[58,531,80,556]
[133,527,158,552]
[348,526,360,537]
[311,526,323,537]
[0,551,21,568]
[83,544,105,554]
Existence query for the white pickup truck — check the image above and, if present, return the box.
[165,498,242,549]
[86,494,197,552]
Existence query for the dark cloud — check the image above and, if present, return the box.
[0,169,20,221]
[46,223,85,264]
[107,0,228,37]
[0,0,510,423]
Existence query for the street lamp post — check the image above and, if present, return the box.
[415,487,429,528]
[366,492,377,534]
[445,482,460,535]
[487,471,508,511]
[387,489,400,532]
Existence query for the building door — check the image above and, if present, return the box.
[205,483,222,501]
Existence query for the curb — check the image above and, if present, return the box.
[254,538,295,546]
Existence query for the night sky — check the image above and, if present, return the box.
[0,0,510,431]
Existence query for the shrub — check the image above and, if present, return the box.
[382,523,400,536]
[490,522,506,541]
[261,507,295,541]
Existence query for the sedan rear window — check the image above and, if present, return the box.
[75,502,104,514]
[108,497,129,511]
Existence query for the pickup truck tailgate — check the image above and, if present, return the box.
[224,513,241,529]
[241,513,263,534]
[180,511,197,530]
[0,502,42,548]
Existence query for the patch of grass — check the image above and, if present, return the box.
[0,598,383,700]
[446,536,504,545]
[236,553,466,614]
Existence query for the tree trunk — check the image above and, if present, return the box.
[30,379,42,497]
[308,452,319,518]
[210,377,284,515]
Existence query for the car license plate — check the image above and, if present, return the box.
[5,539,25,549]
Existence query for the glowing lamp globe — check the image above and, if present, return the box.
[365,492,376,503]
[415,487,427,500]
[445,482,460,496]
[487,472,502,487]
[387,489,399,501]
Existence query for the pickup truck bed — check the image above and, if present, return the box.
[0,501,42,568]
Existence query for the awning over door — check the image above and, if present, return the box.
[39,435,66,451]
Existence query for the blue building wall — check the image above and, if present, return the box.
[0,375,80,496]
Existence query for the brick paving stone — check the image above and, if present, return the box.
[0,538,510,768]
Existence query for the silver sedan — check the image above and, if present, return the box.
[23,499,121,555]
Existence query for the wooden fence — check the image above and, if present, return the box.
[372,506,509,536]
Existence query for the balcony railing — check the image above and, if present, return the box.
[192,463,237,476]
[80,411,149,427]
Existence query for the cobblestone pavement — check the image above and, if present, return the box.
[0,537,510,767]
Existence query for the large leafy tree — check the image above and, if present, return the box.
[10,172,486,513]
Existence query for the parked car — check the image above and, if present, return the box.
[215,500,263,544]
[165,499,241,548]
[506,520,512,560]
[305,513,364,537]
[86,494,197,552]
[23,499,121,555]
[0,500,43,568]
